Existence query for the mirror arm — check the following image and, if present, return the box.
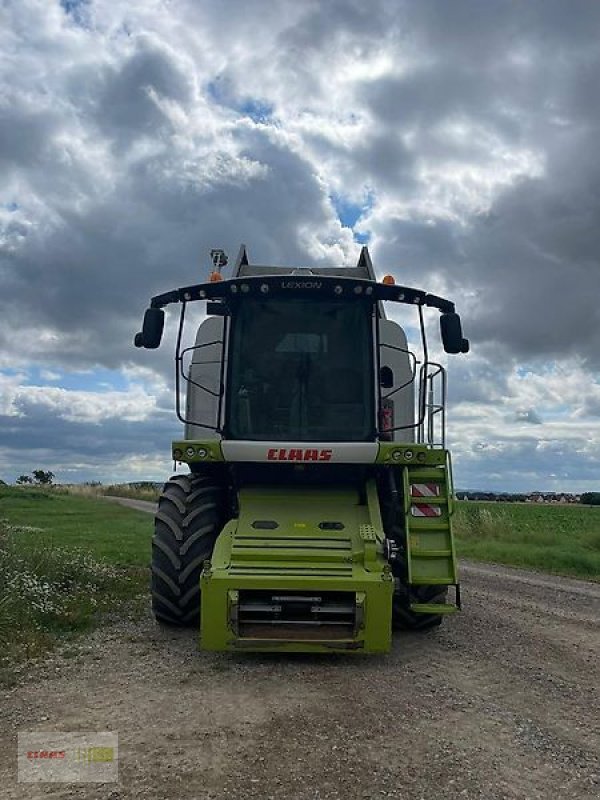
[151,289,181,309]
[424,294,455,313]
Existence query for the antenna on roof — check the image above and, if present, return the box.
[208,249,228,282]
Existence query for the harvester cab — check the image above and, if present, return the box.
[135,245,469,653]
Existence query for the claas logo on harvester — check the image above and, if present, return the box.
[267,448,333,462]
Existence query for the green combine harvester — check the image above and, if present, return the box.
[135,245,469,653]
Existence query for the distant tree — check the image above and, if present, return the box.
[580,492,600,506]
[16,474,33,485]
[32,470,55,485]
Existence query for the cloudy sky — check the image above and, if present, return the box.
[1,0,599,491]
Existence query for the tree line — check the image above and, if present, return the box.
[580,492,600,506]
[15,470,55,485]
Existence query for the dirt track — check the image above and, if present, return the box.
[1,503,599,799]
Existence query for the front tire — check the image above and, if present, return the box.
[392,582,448,631]
[384,512,448,631]
[151,474,225,626]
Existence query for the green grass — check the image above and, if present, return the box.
[0,486,152,682]
[454,501,600,580]
[0,486,152,566]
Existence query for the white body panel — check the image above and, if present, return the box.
[185,317,225,440]
[378,319,415,443]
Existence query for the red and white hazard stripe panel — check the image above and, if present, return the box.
[410,483,441,498]
[411,504,442,517]
[410,484,442,517]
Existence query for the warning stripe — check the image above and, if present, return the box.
[411,504,442,518]
[410,483,441,498]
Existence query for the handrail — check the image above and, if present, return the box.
[416,361,446,447]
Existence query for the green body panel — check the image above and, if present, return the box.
[173,440,446,467]
[172,440,224,463]
[200,481,394,653]
[376,443,447,466]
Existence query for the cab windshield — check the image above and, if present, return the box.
[226,299,374,441]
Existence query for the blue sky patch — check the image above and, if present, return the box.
[60,0,90,28]
[207,80,273,123]
[237,99,274,123]
[17,366,130,393]
[330,192,373,243]
[60,0,87,14]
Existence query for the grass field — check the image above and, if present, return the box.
[0,486,152,681]
[1,487,152,565]
[454,501,600,580]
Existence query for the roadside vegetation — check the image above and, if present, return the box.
[0,486,152,684]
[67,481,161,502]
[12,469,161,502]
[454,501,600,581]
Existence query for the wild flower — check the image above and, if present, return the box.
[0,522,119,644]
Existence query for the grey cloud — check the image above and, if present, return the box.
[447,358,512,406]
[0,123,340,373]
[94,37,193,146]
[461,161,600,365]
[0,398,178,484]
[451,435,600,492]
[0,104,61,174]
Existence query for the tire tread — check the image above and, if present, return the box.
[151,473,225,627]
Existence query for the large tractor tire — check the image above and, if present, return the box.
[392,582,448,631]
[151,473,225,626]
[385,512,447,631]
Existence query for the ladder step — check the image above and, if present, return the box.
[410,603,457,615]
[409,521,450,531]
[411,549,453,558]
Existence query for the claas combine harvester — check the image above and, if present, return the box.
[135,245,469,653]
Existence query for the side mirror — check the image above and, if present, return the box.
[380,366,394,389]
[137,307,165,349]
[440,312,464,354]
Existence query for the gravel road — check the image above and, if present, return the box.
[1,503,598,799]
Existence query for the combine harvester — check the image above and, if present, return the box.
[135,246,469,653]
